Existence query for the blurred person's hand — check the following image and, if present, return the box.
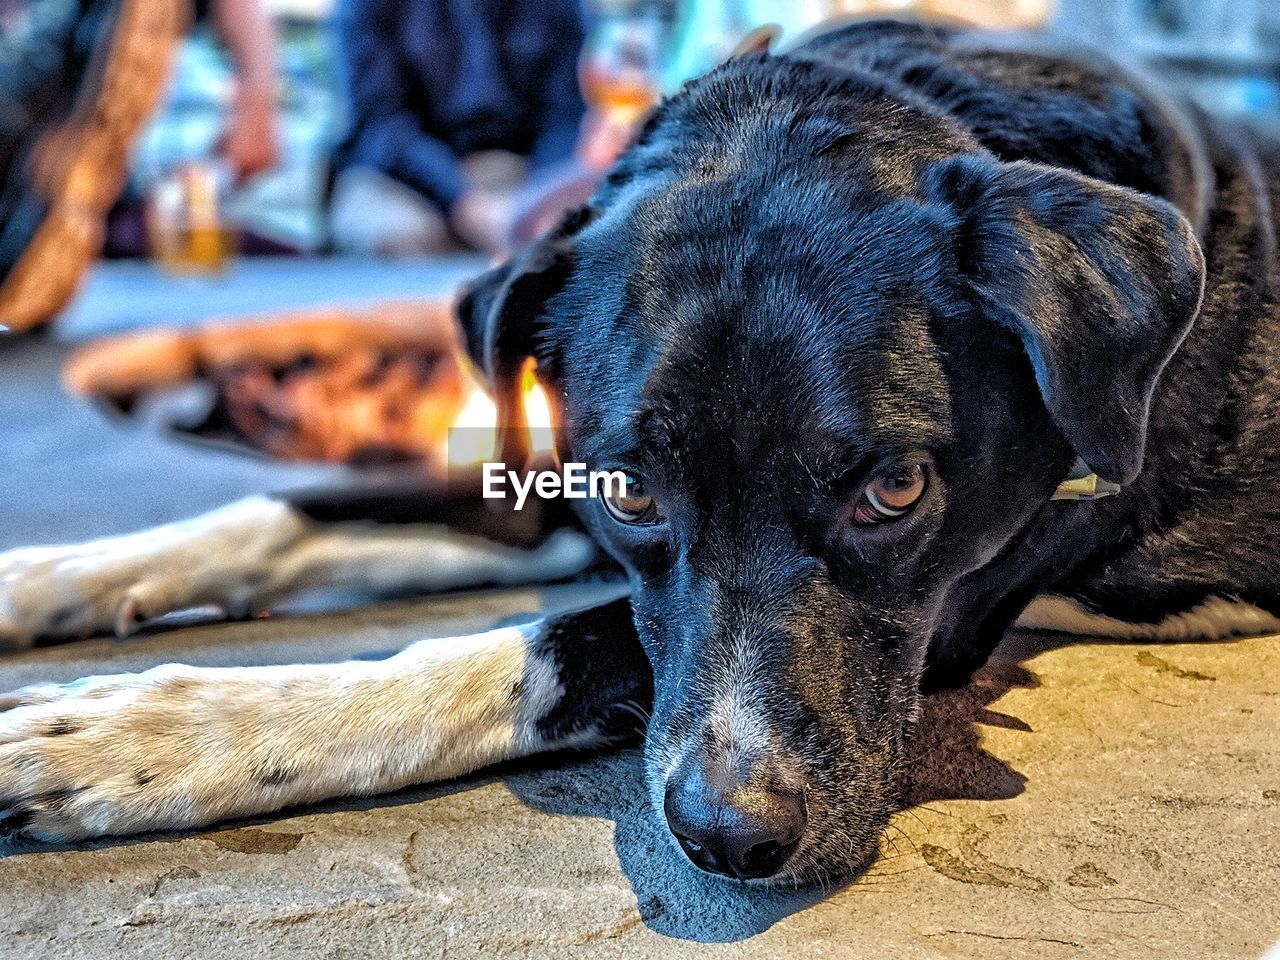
[210,0,281,183]
[577,105,643,171]
[219,88,281,183]
[450,188,520,255]
[461,151,527,191]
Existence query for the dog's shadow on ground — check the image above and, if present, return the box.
[500,634,1047,944]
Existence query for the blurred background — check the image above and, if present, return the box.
[4,0,1280,473]
[115,0,1280,255]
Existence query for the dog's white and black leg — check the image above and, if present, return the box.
[0,491,595,647]
[0,598,649,842]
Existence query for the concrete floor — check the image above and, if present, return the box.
[1,266,1278,958]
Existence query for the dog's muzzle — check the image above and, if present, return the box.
[662,753,807,880]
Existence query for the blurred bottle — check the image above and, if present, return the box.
[147,161,237,275]
[578,1,668,169]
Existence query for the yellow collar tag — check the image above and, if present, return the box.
[1051,458,1122,501]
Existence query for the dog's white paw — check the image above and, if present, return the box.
[0,665,223,840]
[0,543,187,646]
[0,497,307,646]
[0,663,325,842]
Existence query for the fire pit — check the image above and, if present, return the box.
[62,300,477,466]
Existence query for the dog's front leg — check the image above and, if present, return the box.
[0,495,595,647]
[0,598,648,842]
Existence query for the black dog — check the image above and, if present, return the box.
[1,20,1276,887]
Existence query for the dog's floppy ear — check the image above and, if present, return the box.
[927,155,1205,484]
[726,23,780,60]
[456,206,596,466]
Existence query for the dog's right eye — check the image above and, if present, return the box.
[601,475,662,525]
[852,462,929,526]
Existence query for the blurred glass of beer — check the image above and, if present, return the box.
[578,2,665,169]
[147,162,236,275]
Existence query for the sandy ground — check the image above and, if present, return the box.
[0,264,1278,958]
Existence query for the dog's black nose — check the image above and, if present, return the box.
[663,762,805,880]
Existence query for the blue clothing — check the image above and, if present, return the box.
[332,0,587,212]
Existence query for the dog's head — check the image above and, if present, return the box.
[459,57,1204,884]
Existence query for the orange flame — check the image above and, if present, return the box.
[445,357,556,466]
[521,359,557,458]
[444,383,498,466]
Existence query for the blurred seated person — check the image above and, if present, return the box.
[328,0,587,256]
[0,0,282,332]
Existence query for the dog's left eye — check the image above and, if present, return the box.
[601,474,662,525]
[852,462,929,526]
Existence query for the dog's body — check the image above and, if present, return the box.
[2,20,1279,884]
